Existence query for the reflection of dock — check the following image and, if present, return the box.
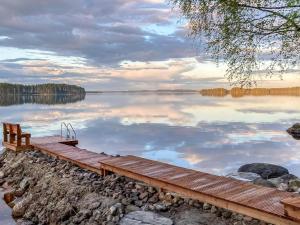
[2,125,300,225]
[200,87,300,97]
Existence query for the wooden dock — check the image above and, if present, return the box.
[100,156,300,225]
[31,136,111,174]
[2,132,300,225]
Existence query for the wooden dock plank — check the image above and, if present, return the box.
[32,141,112,174]
[31,135,78,146]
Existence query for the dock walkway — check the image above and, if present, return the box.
[3,135,300,225]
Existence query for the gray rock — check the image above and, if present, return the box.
[277,183,288,191]
[12,195,32,218]
[153,203,167,212]
[174,208,227,225]
[125,205,140,214]
[238,163,289,179]
[226,172,261,182]
[120,211,173,225]
[19,177,31,191]
[203,203,211,210]
[268,174,298,187]
[253,178,276,188]
[222,210,232,219]
[288,179,300,191]
[287,123,300,136]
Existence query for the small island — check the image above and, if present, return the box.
[0,83,85,96]
[0,83,86,106]
[200,87,300,97]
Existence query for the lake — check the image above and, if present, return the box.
[1,92,300,176]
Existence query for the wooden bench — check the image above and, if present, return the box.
[2,122,31,151]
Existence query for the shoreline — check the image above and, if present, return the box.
[1,149,299,225]
[0,149,281,225]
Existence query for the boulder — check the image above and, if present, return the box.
[238,163,289,179]
[288,179,300,192]
[268,174,298,187]
[3,190,15,204]
[287,123,300,135]
[19,177,32,191]
[253,178,276,188]
[12,194,33,218]
[174,208,227,225]
[120,211,173,225]
[226,172,261,182]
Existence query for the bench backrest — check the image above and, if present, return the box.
[3,123,22,136]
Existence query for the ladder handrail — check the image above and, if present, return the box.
[67,123,76,140]
[61,122,70,138]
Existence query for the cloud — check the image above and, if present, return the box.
[0,0,195,65]
[1,0,298,89]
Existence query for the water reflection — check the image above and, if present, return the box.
[1,93,300,176]
[0,94,85,106]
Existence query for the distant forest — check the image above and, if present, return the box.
[0,83,86,106]
[0,83,86,96]
[200,87,300,97]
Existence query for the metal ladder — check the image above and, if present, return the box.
[60,122,77,140]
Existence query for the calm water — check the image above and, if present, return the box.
[1,93,300,176]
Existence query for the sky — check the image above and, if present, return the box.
[0,0,300,90]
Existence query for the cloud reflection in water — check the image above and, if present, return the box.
[1,93,300,176]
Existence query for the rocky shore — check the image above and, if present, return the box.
[0,149,299,225]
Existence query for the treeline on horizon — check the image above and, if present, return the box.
[0,83,86,96]
[200,87,300,97]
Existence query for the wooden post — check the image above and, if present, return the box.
[9,125,16,144]
[281,197,300,222]
[3,123,8,142]
[25,135,30,146]
[16,125,22,147]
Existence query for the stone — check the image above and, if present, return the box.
[268,174,298,187]
[119,211,173,225]
[125,204,140,213]
[210,206,218,214]
[148,194,159,204]
[238,163,289,179]
[222,210,232,219]
[3,190,15,204]
[121,198,131,206]
[203,203,211,210]
[253,178,276,188]
[148,186,156,194]
[172,195,181,204]
[0,171,4,178]
[288,179,300,191]
[287,123,300,138]
[193,201,202,208]
[158,192,165,200]
[12,195,32,218]
[19,177,31,191]
[226,172,261,182]
[109,203,122,216]
[277,183,288,191]
[139,192,149,200]
[174,208,227,225]
[153,203,167,212]
[164,193,173,202]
